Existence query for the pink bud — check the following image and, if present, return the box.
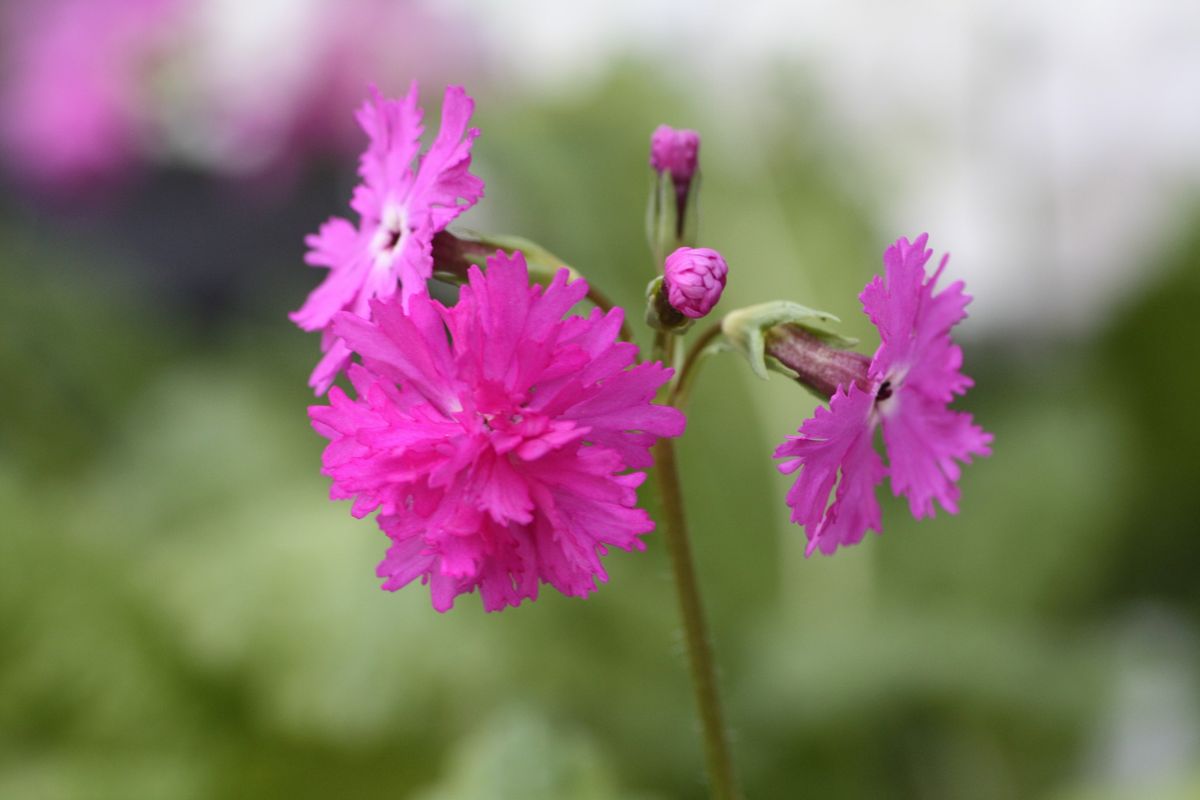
[649,125,700,183]
[664,247,728,319]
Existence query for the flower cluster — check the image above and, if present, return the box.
[774,235,993,555]
[292,84,990,800]
[294,83,990,615]
[310,252,685,611]
[295,85,686,611]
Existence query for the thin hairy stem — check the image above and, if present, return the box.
[653,435,741,800]
[653,327,742,800]
[669,323,723,409]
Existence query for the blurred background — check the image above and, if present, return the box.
[2,1,1199,798]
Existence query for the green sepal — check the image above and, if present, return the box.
[720,301,854,380]
[645,174,672,266]
[677,168,701,249]
[644,276,692,333]
[644,169,701,265]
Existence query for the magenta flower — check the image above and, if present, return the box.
[308,251,686,612]
[774,234,992,555]
[291,82,484,394]
[664,247,728,319]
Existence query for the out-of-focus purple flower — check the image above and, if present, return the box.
[0,0,487,192]
[291,83,484,395]
[308,251,686,612]
[663,247,728,319]
[774,234,992,555]
[0,0,186,190]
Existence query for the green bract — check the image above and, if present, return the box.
[720,300,855,380]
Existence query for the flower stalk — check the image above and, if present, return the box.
[669,323,723,409]
[654,330,742,800]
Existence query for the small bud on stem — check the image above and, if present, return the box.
[650,125,700,235]
[646,125,702,263]
[664,247,728,320]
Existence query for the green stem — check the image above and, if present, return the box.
[651,329,669,365]
[654,437,741,800]
[669,323,723,409]
[653,329,742,800]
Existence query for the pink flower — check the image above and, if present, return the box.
[291,82,484,394]
[650,124,700,183]
[308,251,686,612]
[664,247,728,319]
[774,234,992,555]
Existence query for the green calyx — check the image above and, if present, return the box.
[720,301,855,381]
[645,169,701,266]
[644,276,692,333]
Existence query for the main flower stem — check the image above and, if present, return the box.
[654,331,742,800]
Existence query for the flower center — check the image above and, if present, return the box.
[371,204,412,268]
[873,365,910,420]
[466,398,583,462]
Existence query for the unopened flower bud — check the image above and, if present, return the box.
[646,125,702,261]
[650,125,700,185]
[663,247,728,319]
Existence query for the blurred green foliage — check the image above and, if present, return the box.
[2,67,1198,799]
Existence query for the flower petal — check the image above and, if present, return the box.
[774,383,884,555]
[881,388,992,518]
